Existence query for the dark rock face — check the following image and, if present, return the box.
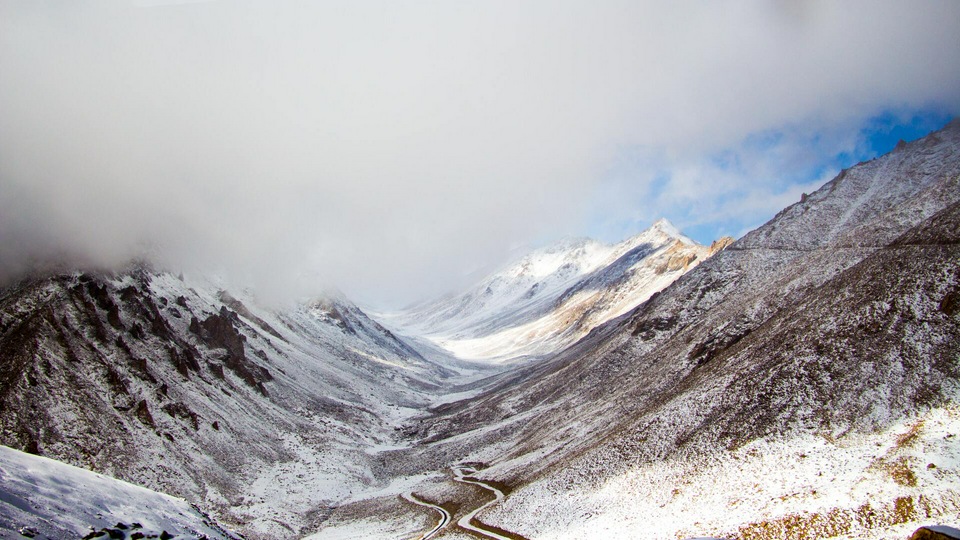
[190,307,272,395]
[941,291,960,317]
[135,400,155,428]
[161,402,199,431]
[167,346,200,378]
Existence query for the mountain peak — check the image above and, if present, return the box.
[651,217,678,232]
[618,218,693,251]
[648,218,684,240]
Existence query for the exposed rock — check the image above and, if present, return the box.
[218,291,284,341]
[168,346,200,378]
[657,240,701,273]
[162,402,200,431]
[909,526,960,540]
[134,400,154,428]
[191,307,272,393]
[940,289,960,317]
[708,236,734,256]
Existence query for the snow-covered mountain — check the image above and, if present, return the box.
[386,219,732,362]
[0,265,462,539]
[310,120,960,539]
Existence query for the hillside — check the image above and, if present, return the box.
[322,119,960,539]
[0,266,454,538]
[0,444,240,540]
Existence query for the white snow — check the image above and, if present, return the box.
[0,444,237,539]
[383,219,714,363]
[483,404,960,540]
[5,123,960,540]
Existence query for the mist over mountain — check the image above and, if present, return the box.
[2,2,959,307]
[3,2,960,539]
[1,121,959,540]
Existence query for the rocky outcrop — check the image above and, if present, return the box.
[218,291,284,340]
[909,526,960,540]
[708,236,734,256]
[189,306,272,395]
[656,240,700,273]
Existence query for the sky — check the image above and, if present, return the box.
[1,1,959,308]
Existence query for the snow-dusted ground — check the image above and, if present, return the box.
[0,444,238,539]
[0,264,504,539]
[483,403,960,539]
[310,121,960,540]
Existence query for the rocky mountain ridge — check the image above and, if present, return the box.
[386,218,733,362]
[0,265,457,538]
[370,119,960,540]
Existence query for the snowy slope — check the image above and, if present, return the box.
[428,120,960,539]
[478,198,960,539]
[386,219,730,362]
[0,444,239,540]
[0,265,461,539]
[311,120,960,540]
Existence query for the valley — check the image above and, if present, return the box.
[1,121,960,540]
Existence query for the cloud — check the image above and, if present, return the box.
[588,108,955,246]
[589,120,869,241]
[1,1,958,306]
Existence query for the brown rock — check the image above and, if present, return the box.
[708,236,734,256]
[134,399,154,428]
[908,526,960,540]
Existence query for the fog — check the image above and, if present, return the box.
[2,1,959,307]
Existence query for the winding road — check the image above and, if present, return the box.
[402,492,451,540]
[405,465,525,540]
[451,465,518,540]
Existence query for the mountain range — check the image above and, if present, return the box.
[1,120,959,540]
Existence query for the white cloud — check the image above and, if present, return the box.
[1,1,958,306]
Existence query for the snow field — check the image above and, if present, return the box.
[0,444,238,539]
[483,405,960,540]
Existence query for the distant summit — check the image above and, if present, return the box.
[383,219,731,362]
[649,217,685,240]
